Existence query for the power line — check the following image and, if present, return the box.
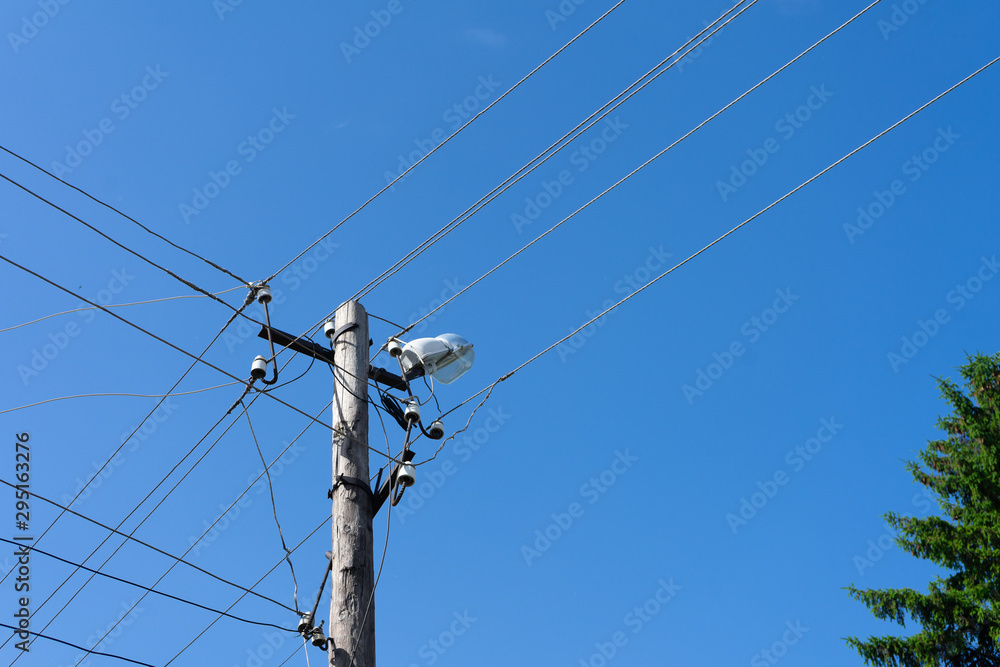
[347,0,759,303]
[0,285,245,333]
[425,53,1000,460]
[0,537,293,632]
[0,622,157,667]
[398,0,886,337]
[0,144,250,286]
[0,170,258,321]
[262,0,629,285]
[0,382,242,415]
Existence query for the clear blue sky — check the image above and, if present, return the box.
[2,1,998,665]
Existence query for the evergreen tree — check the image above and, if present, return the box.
[846,352,1000,666]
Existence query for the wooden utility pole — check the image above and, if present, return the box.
[329,300,375,667]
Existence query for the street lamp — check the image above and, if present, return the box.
[391,333,475,384]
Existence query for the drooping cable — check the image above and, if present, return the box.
[0,285,244,333]
[241,400,299,613]
[0,382,242,414]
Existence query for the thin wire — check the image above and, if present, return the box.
[277,644,305,667]
[429,54,1000,454]
[0,143,250,285]
[263,0,628,285]
[0,382,242,414]
[422,375,441,413]
[349,0,757,303]
[0,305,249,591]
[0,254,398,461]
[400,0,889,336]
[268,351,316,391]
[0,537,292,631]
[162,516,332,666]
[414,381,501,467]
[0,285,245,333]
[242,400,299,613]
[0,481,294,612]
[367,312,408,329]
[0,622,156,667]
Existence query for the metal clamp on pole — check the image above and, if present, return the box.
[328,475,375,501]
